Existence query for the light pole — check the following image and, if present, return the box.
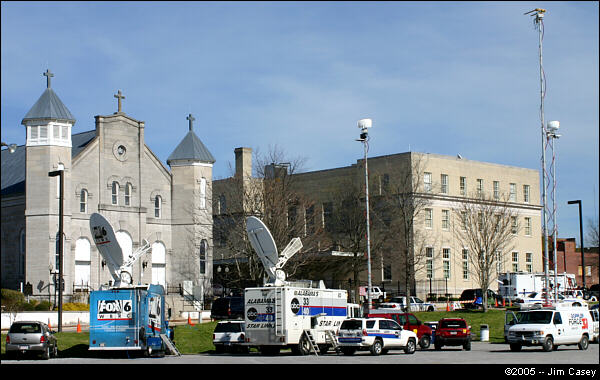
[547,121,560,302]
[356,118,373,311]
[48,166,64,332]
[1,142,17,153]
[567,200,585,288]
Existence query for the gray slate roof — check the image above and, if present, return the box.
[21,88,76,124]
[1,130,96,196]
[167,130,215,165]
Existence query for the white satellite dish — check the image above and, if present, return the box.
[90,213,152,288]
[246,216,302,286]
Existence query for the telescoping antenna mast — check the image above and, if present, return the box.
[524,8,552,307]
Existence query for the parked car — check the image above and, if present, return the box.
[5,321,58,360]
[434,318,471,351]
[210,296,244,320]
[360,286,387,302]
[368,312,433,349]
[515,292,587,310]
[459,289,503,309]
[337,317,417,356]
[386,296,436,312]
[212,320,248,353]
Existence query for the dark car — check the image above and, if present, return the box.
[588,284,599,300]
[210,296,244,320]
[368,312,433,349]
[459,288,503,309]
[5,321,58,360]
[434,318,471,351]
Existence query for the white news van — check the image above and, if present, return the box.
[505,304,593,352]
[244,284,349,355]
[498,272,577,301]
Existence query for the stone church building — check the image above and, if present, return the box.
[1,71,214,308]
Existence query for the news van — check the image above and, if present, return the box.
[505,304,593,352]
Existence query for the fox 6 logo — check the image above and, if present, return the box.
[247,307,258,321]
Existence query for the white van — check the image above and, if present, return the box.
[505,304,593,352]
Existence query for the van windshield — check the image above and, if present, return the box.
[517,311,553,324]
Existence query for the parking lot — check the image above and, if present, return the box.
[3,342,598,366]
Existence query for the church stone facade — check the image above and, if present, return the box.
[0,71,214,306]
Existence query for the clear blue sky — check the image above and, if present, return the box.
[2,1,598,246]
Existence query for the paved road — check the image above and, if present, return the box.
[3,342,599,366]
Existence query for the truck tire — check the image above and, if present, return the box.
[463,339,471,351]
[578,335,589,350]
[298,335,312,355]
[404,338,416,354]
[542,336,554,352]
[370,339,383,356]
[419,334,431,349]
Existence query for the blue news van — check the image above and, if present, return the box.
[89,284,172,356]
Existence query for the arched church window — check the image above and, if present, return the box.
[155,196,162,218]
[112,181,119,205]
[199,240,207,275]
[80,189,88,213]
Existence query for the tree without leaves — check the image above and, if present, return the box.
[451,193,519,312]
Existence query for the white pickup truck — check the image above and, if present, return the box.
[360,286,387,302]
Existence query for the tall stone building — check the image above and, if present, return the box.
[1,71,214,311]
[213,148,543,299]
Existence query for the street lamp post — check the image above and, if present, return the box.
[48,167,64,332]
[547,121,560,302]
[567,200,585,288]
[357,118,373,311]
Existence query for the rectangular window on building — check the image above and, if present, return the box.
[460,176,466,196]
[523,185,530,203]
[442,210,450,230]
[526,252,533,273]
[511,216,518,234]
[510,183,517,202]
[424,172,432,192]
[200,178,206,209]
[383,264,392,282]
[441,174,448,194]
[62,126,68,140]
[462,248,469,280]
[443,248,451,279]
[524,217,531,236]
[323,202,333,232]
[512,251,519,272]
[30,126,38,140]
[493,181,500,200]
[305,205,315,236]
[425,208,433,229]
[477,179,484,198]
[426,247,434,279]
[39,125,48,140]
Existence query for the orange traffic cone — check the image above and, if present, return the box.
[502,298,506,307]
[495,299,498,307]
[48,319,52,330]
[77,319,82,333]
[446,302,450,312]
[509,299,513,307]
[187,314,194,326]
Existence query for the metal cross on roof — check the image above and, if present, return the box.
[114,90,125,113]
[187,113,195,131]
[43,69,54,89]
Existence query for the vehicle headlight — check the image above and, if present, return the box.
[536,330,544,336]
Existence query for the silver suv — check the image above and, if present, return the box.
[337,318,418,355]
[6,321,58,360]
[212,320,248,353]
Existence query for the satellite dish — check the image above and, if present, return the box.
[246,216,302,286]
[90,213,153,288]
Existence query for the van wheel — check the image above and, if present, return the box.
[298,335,312,355]
[370,339,383,356]
[578,335,589,351]
[542,336,553,352]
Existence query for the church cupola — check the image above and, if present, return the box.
[21,69,75,147]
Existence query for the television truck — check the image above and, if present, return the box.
[498,272,577,301]
[243,216,350,355]
[88,213,178,356]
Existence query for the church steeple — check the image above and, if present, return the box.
[167,113,215,167]
[22,70,75,147]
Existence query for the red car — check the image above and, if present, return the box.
[367,312,433,349]
[434,318,471,351]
